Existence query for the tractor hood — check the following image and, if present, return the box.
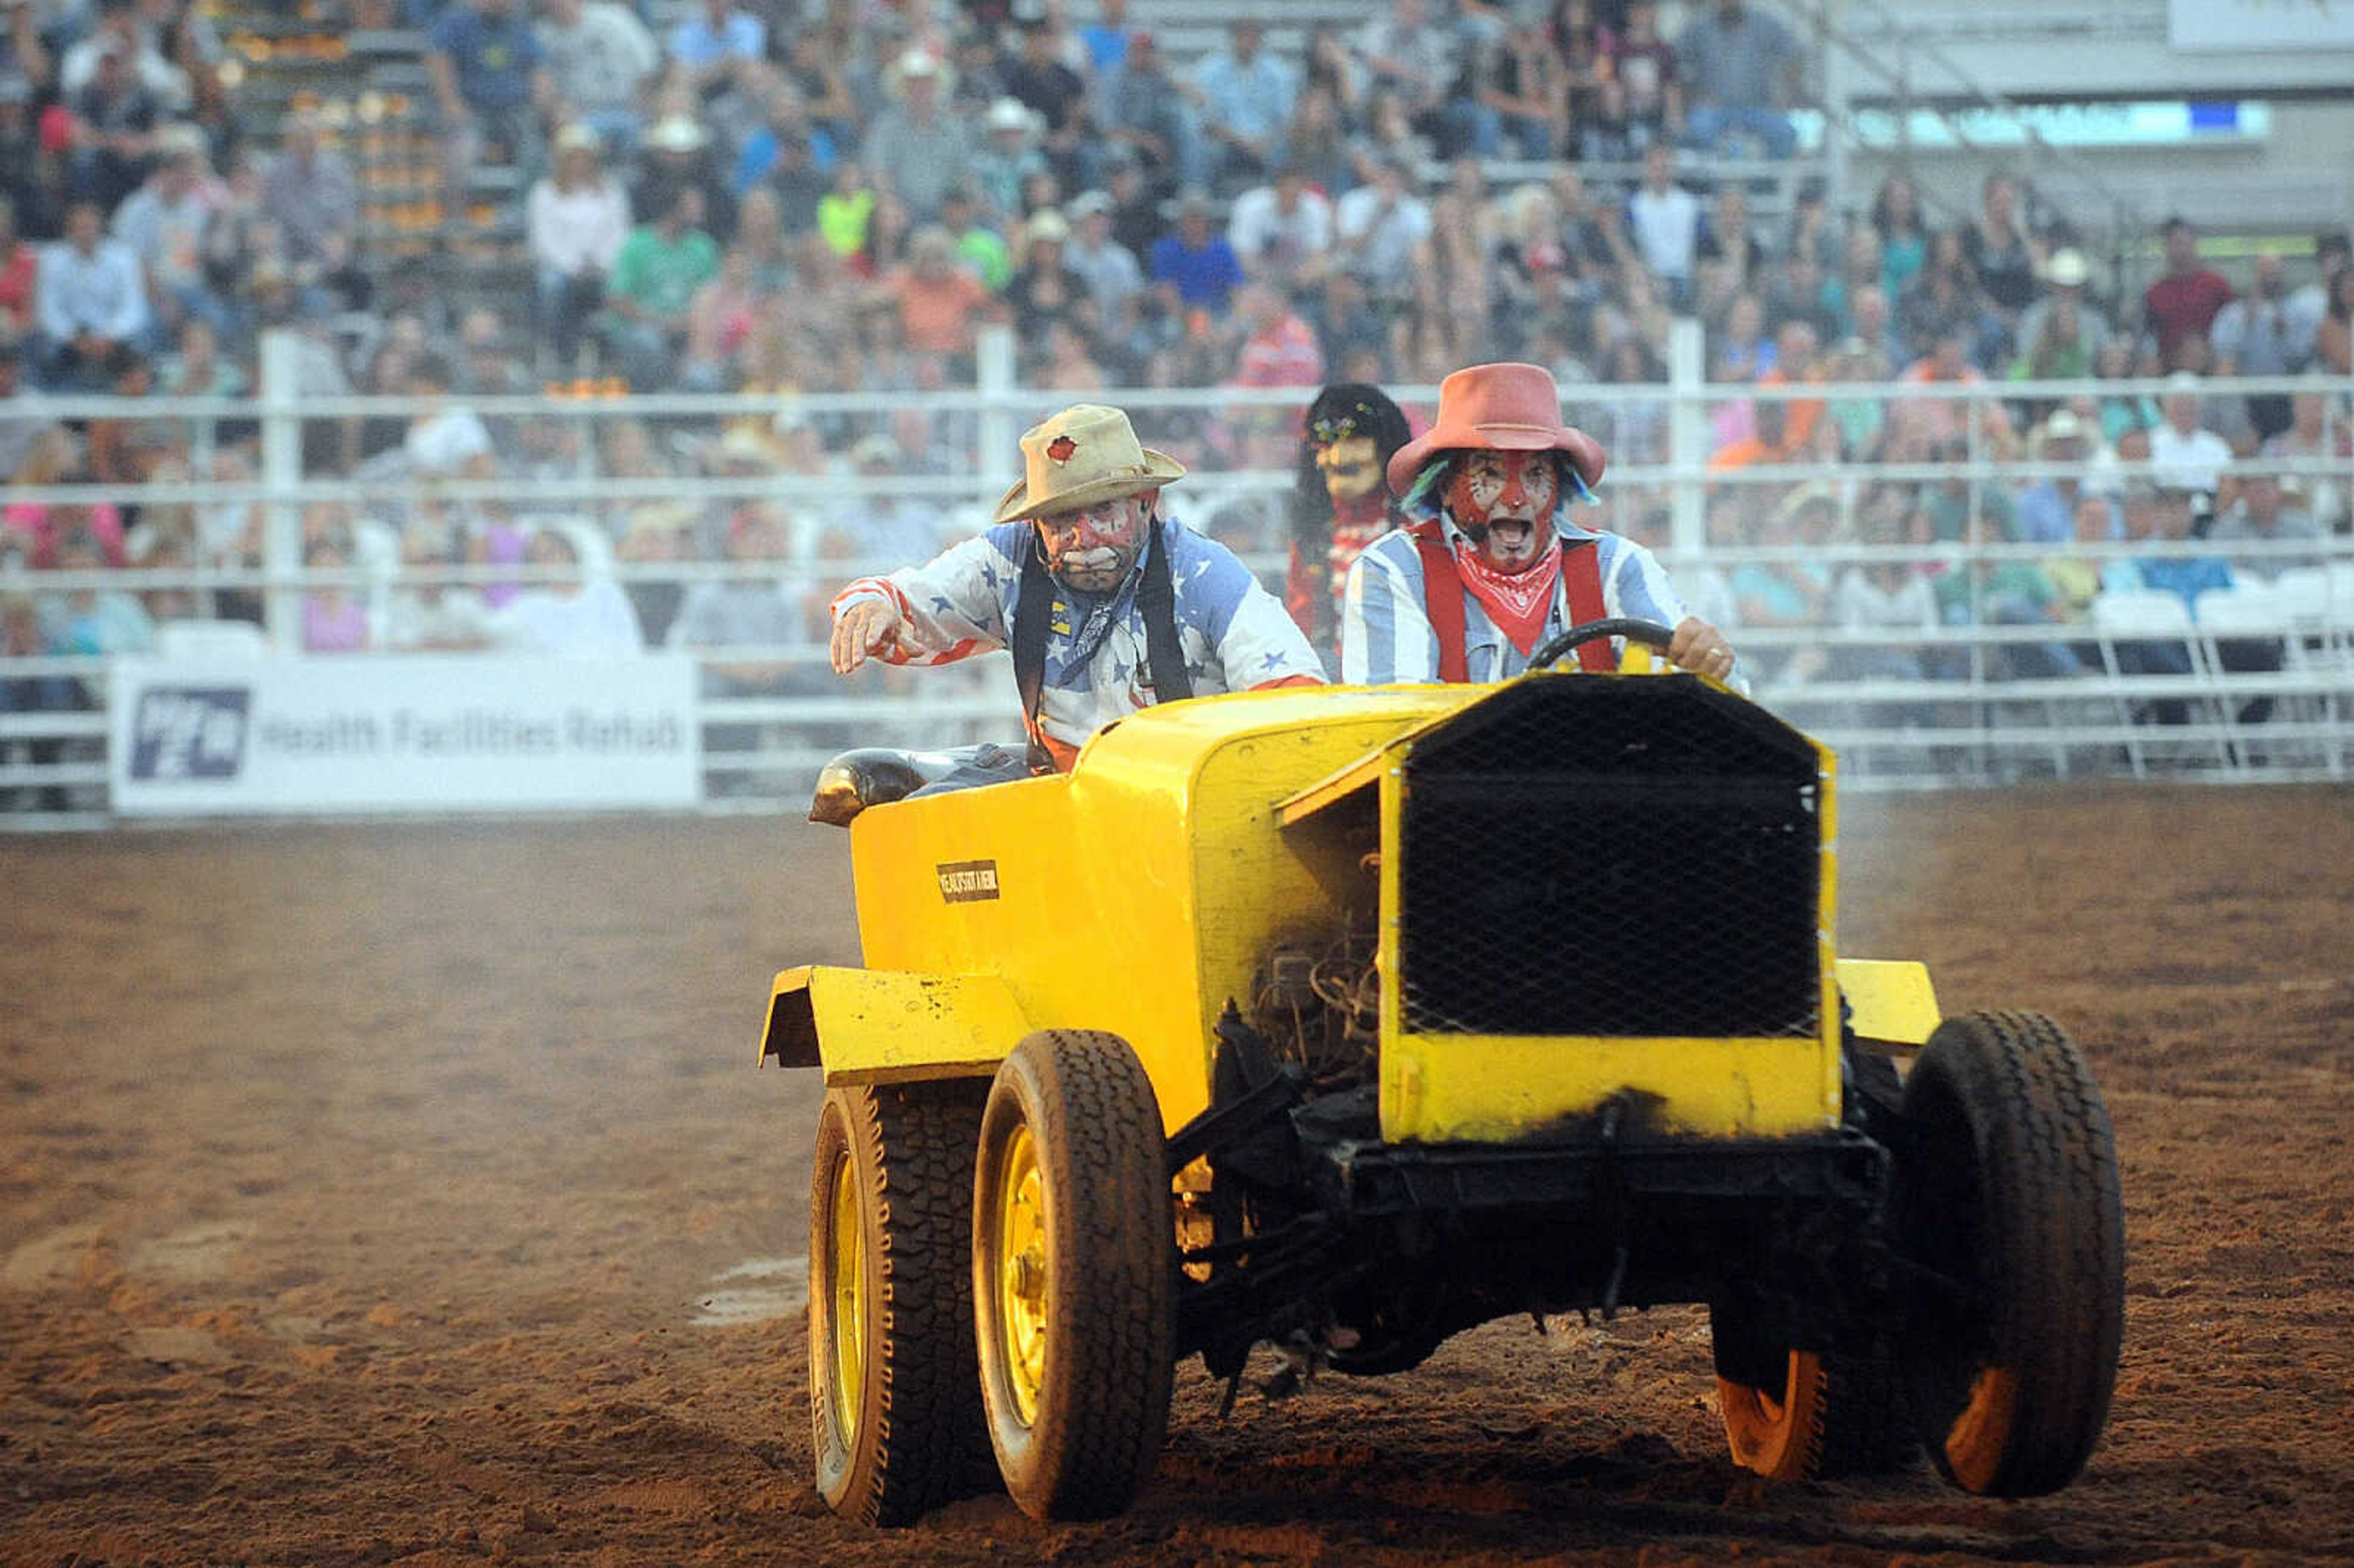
[1278,674,1846,1144]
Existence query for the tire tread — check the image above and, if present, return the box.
[812,1081,990,1526]
[978,1030,1174,1521]
[1900,1010,2124,1498]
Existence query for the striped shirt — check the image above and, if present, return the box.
[833,516,1325,759]
[1340,513,1695,684]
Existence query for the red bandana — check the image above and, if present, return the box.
[1452,537,1561,655]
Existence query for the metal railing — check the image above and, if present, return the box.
[2,333,2348,826]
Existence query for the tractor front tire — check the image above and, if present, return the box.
[1714,1032,1918,1483]
[1713,1315,1912,1480]
[973,1030,1175,1521]
[1715,1336,1832,1480]
[808,1082,991,1525]
[1894,1010,2124,1498]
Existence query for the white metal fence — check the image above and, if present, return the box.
[2,333,2348,826]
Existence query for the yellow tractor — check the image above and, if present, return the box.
[761,622,2125,1526]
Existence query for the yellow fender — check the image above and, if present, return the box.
[1835,959,1942,1053]
[760,965,1033,1084]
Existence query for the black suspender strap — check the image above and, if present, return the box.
[1011,537,1056,774]
[1011,517,1194,774]
[1137,519,1194,705]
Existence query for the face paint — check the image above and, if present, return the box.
[1316,434,1382,503]
[1037,494,1148,593]
[1445,451,1560,573]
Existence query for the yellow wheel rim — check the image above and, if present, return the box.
[826,1147,866,1442]
[1720,1352,1826,1479]
[992,1121,1048,1426]
[1943,1364,2021,1493]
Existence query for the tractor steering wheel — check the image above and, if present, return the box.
[1526,617,1678,672]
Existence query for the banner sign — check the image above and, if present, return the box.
[1804,100,2271,153]
[2169,0,2354,52]
[109,655,701,815]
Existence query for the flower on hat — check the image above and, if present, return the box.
[991,405,1186,524]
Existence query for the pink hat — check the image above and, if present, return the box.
[1385,362,1607,497]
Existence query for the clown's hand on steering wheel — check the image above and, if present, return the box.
[1667,616,1736,680]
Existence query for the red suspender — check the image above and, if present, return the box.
[1411,527,1471,683]
[1561,542,1617,673]
[1412,526,1620,678]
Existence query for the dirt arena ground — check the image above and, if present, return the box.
[3,785,2351,1568]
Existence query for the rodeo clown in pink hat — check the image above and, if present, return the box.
[829,403,1324,778]
[1339,362,1737,683]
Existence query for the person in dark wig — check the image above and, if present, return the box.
[1289,382,1412,663]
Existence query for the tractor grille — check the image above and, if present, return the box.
[1397,679,1823,1038]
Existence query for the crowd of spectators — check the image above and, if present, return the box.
[0,0,1834,392]
[1661,183,2352,699]
[1678,372,2348,699]
[1,0,2350,787]
[482,0,1815,400]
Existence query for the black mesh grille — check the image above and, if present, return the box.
[1398,679,1822,1038]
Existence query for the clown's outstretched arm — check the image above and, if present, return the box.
[829,532,1019,674]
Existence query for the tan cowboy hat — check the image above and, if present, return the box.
[717,424,783,465]
[885,46,954,99]
[646,114,708,153]
[2032,407,2089,453]
[1770,478,1845,532]
[991,404,1186,524]
[1021,210,1070,262]
[622,498,703,541]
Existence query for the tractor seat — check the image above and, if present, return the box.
[807,743,1035,826]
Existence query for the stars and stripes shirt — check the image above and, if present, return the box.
[832,517,1326,758]
[1340,513,1696,684]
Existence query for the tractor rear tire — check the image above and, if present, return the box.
[808,1082,991,1526]
[973,1030,1175,1521]
[1894,1010,2124,1498]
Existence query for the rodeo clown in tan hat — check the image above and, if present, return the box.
[828,403,1324,780]
[1340,362,1736,684]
